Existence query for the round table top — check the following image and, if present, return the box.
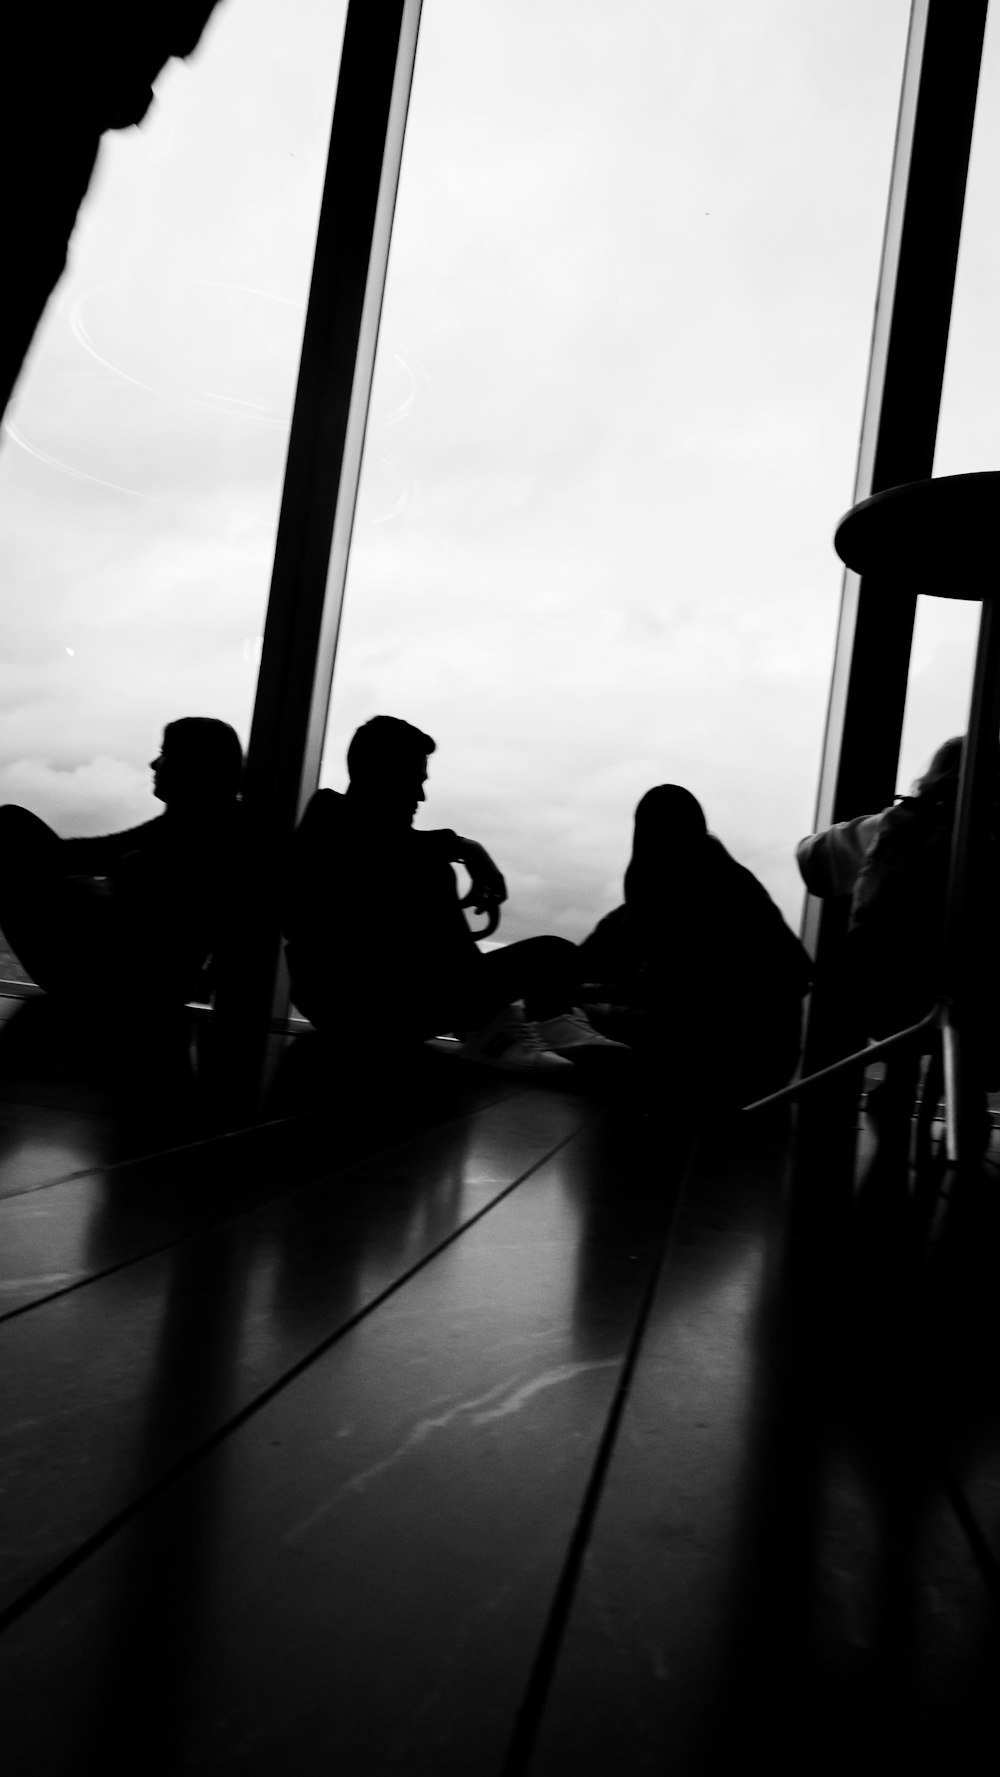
[834,471,1000,598]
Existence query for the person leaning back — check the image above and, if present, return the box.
[0,716,244,1009]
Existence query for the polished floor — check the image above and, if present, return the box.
[0,992,998,1774]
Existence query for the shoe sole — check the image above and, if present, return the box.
[548,1043,631,1058]
[455,1048,572,1075]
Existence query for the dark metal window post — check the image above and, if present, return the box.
[212,0,423,1093]
[801,0,988,1076]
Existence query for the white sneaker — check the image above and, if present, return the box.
[534,1007,631,1057]
[458,1003,573,1075]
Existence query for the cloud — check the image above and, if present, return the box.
[0,756,155,835]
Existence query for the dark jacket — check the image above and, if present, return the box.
[578,835,811,1098]
[580,835,811,1013]
[284,790,463,1022]
[63,803,243,997]
[846,787,1000,1039]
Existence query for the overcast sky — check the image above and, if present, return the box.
[1,0,994,954]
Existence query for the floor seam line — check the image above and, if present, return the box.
[0,1092,568,1324]
[0,1120,590,1635]
[0,1075,523,1202]
[500,1122,703,1777]
[934,1452,1000,1615]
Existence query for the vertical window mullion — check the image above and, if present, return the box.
[213,0,424,1092]
[801,0,987,1082]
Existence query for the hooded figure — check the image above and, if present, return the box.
[578,785,811,1106]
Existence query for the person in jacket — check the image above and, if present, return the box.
[802,738,993,1147]
[795,810,886,900]
[578,784,812,1105]
[284,716,621,1074]
[843,736,987,1036]
[795,737,968,910]
[0,716,244,1007]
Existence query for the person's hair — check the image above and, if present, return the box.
[162,717,244,799]
[632,784,707,847]
[911,735,963,801]
[625,784,708,906]
[346,715,436,782]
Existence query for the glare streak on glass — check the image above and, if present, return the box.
[320,0,911,941]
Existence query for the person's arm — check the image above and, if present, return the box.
[61,818,161,877]
[453,835,507,917]
[428,829,508,919]
[577,909,626,990]
[795,811,884,898]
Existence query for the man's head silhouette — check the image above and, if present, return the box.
[346,716,436,827]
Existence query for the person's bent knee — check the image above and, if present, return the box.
[0,804,36,835]
[515,935,577,964]
[0,805,60,848]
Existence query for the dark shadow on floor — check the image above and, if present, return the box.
[705,1095,1000,1777]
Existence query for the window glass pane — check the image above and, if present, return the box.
[0,0,346,982]
[321,0,909,944]
[897,598,978,798]
[935,1,1000,476]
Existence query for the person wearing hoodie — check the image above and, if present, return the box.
[578,784,811,1106]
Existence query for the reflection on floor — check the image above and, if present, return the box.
[0,991,997,1774]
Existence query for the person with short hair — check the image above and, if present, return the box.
[0,716,244,1007]
[284,715,622,1074]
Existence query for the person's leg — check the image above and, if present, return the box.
[288,858,618,1071]
[285,943,337,1031]
[286,855,487,1042]
[0,806,76,989]
[374,866,612,1047]
[467,936,628,1063]
[477,936,581,1023]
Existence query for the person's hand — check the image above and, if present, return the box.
[457,839,507,934]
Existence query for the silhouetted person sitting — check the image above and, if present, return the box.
[577,785,812,1106]
[806,739,997,1151]
[284,716,622,1074]
[794,738,972,911]
[844,738,974,1036]
[0,717,244,1010]
[796,809,885,900]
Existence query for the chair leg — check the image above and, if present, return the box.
[942,1010,958,1164]
[914,1035,943,1169]
[942,1007,989,1168]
